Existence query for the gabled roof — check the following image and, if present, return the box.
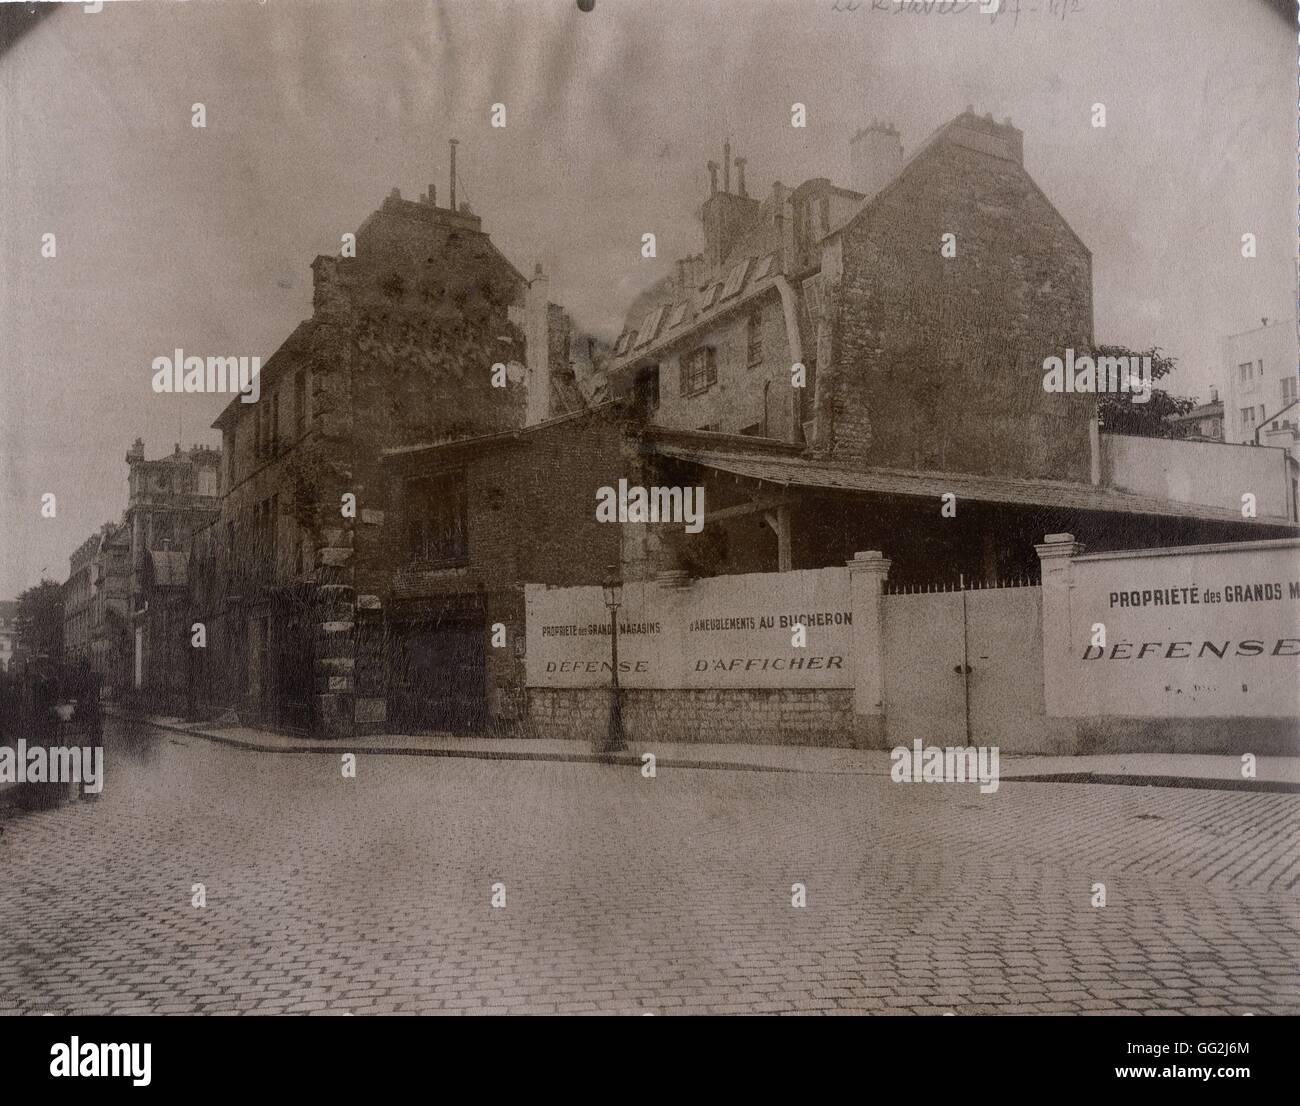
[833,110,1090,259]
[382,402,620,463]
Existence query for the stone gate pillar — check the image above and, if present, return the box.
[846,550,890,748]
[1034,532,1084,722]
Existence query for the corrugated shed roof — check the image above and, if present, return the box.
[648,442,1296,527]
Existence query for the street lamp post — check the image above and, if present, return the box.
[601,565,626,754]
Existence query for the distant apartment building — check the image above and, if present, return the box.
[1223,320,1300,454]
[124,440,222,705]
[0,601,16,673]
[63,533,99,666]
[1168,388,1224,441]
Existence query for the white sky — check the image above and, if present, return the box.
[1,0,1295,599]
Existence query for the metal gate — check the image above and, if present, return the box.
[882,578,1047,752]
[271,592,318,733]
[387,595,487,734]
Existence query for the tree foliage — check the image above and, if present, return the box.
[1094,345,1197,438]
[16,579,63,660]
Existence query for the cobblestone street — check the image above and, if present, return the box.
[1,718,1297,1015]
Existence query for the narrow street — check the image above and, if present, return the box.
[1,717,1296,1015]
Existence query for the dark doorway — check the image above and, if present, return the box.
[389,612,486,734]
[271,592,318,733]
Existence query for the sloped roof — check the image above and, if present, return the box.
[647,441,1296,528]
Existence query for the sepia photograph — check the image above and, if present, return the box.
[0,0,1297,1076]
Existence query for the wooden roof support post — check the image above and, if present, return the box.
[764,504,793,572]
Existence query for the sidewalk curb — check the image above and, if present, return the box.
[108,711,1300,791]
[109,711,841,776]
[999,772,1300,794]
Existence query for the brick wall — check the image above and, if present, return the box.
[380,408,631,730]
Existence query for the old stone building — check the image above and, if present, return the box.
[63,533,98,667]
[61,518,135,696]
[190,161,580,736]
[182,114,1297,741]
[600,110,1295,586]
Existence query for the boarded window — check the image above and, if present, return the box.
[406,472,469,564]
[681,347,718,396]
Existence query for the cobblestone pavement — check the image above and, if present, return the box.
[1,718,1297,1015]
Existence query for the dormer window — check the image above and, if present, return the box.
[634,306,665,349]
[720,258,751,301]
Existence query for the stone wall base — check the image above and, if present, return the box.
[528,687,855,748]
[1070,716,1299,757]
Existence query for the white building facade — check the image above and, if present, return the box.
[1222,320,1300,454]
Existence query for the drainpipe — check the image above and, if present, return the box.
[772,275,804,444]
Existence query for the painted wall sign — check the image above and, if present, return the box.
[525,568,853,689]
[1056,541,1300,718]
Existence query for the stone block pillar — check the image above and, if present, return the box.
[846,550,890,748]
[353,593,387,733]
[315,582,355,738]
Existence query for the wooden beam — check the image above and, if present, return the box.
[707,495,796,524]
[765,504,793,571]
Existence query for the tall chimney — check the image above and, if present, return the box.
[525,263,550,426]
[707,160,718,197]
[848,122,903,200]
[771,181,785,269]
[430,183,437,208]
[723,139,731,193]
[449,138,459,212]
[735,156,747,198]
